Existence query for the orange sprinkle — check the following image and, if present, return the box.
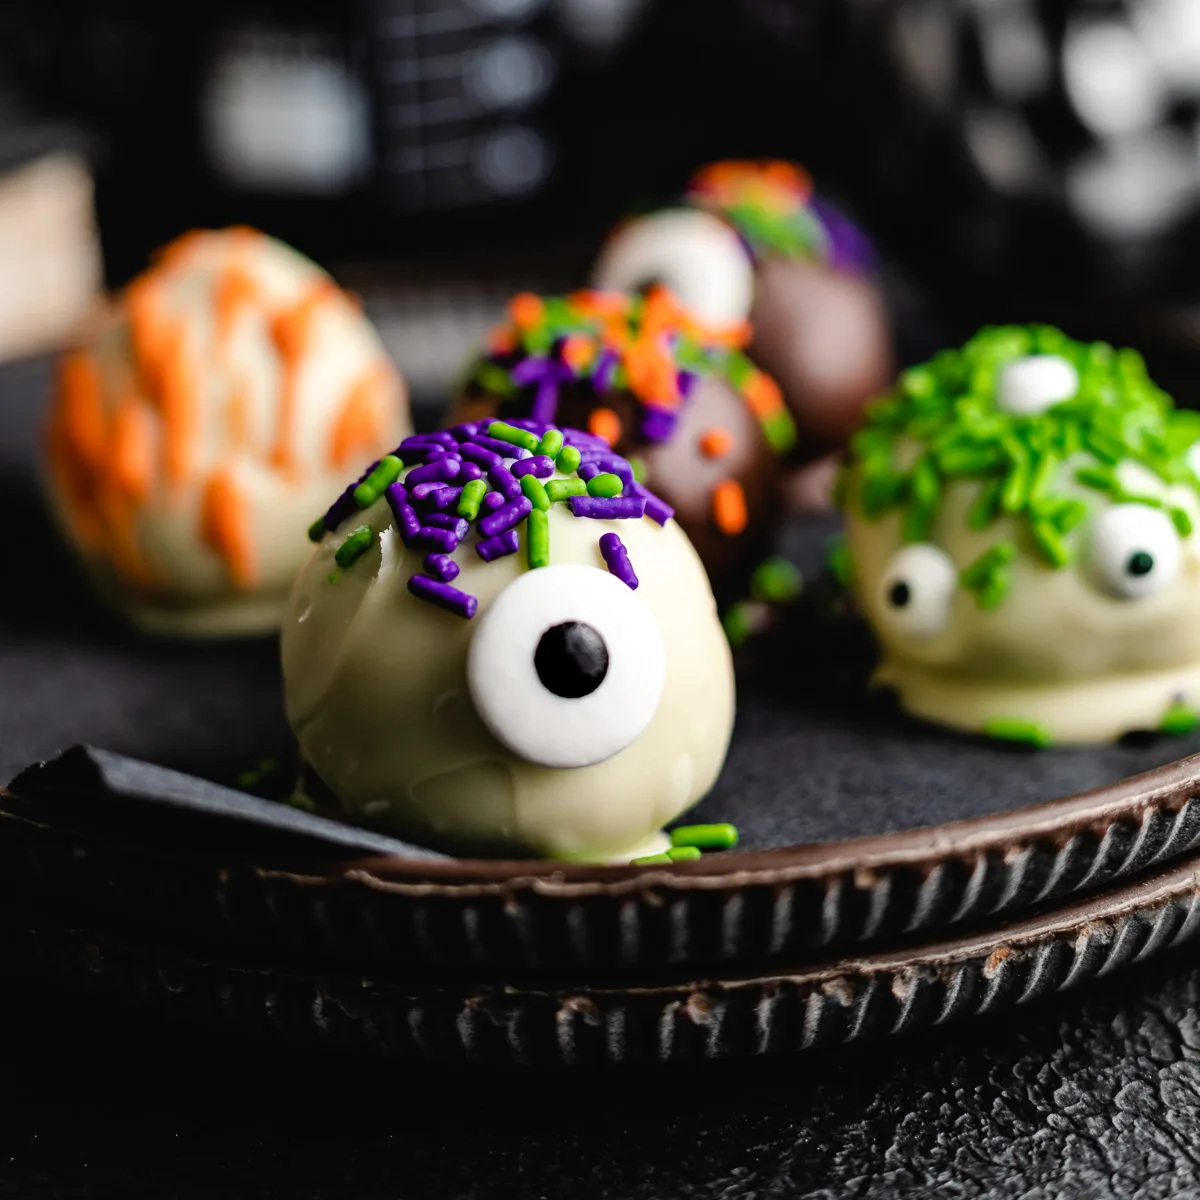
[741,370,785,418]
[150,229,210,272]
[57,352,107,466]
[200,468,256,589]
[97,483,154,588]
[269,280,338,470]
[225,377,254,455]
[214,264,258,344]
[560,334,595,373]
[488,327,517,355]
[699,427,734,459]
[330,364,395,469]
[624,337,680,407]
[508,293,545,330]
[111,396,156,501]
[712,479,748,535]
[588,407,622,447]
[156,321,198,487]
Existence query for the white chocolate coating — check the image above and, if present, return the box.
[846,457,1200,743]
[44,227,411,637]
[282,488,736,861]
[591,208,755,328]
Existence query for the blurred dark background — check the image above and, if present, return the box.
[3,0,1200,405]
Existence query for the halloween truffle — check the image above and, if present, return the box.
[282,420,735,861]
[449,287,795,605]
[838,324,1200,745]
[44,226,410,636]
[592,159,894,452]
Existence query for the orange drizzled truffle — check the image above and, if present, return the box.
[44,227,411,636]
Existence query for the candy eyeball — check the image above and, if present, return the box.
[467,564,666,769]
[591,208,754,327]
[1088,503,1181,599]
[877,543,958,638]
[995,355,1080,415]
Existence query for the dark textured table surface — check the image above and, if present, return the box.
[9,355,1200,1197]
[4,947,1200,1198]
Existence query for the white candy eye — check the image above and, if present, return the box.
[467,564,665,768]
[878,544,958,638]
[591,208,754,327]
[1089,503,1181,599]
[996,354,1079,415]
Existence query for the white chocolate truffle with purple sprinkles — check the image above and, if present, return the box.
[281,419,735,861]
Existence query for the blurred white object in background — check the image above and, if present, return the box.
[201,27,372,194]
[0,152,102,362]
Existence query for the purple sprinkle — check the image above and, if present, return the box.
[405,457,462,487]
[472,434,529,459]
[411,526,461,554]
[479,495,533,538]
[397,444,449,465]
[413,485,462,513]
[567,496,646,520]
[577,453,633,485]
[512,455,554,480]
[562,428,612,451]
[476,529,520,562]
[577,462,602,483]
[592,349,618,392]
[504,416,551,433]
[407,574,477,619]
[461,442,502,470]
[511,359,554,387]
[631,482,674,525]
[410,480,448,501]
[677,371,697,399]
[599,532,638,590]
[424,553,460,583]
[488,465,522,501]
[482,491,505,511]
[385,482,421,544]
[458,461,484,483]
[424,514,469,539]
[639,405,678,443]
[449,422,484,442]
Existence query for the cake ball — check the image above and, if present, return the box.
[282,420,735,861]
[592,159,894,453]
[44,226,411,636]
[838,324,1200,745]
[448,287,795,606]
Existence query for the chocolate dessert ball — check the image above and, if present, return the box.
[448,288,795,605]
[593,159,894,457]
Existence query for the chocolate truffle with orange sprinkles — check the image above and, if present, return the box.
[44,226,411,636]
[594,159,894,457]
[449,287,795,604]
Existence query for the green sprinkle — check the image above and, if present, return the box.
[487,420,540,453]
[977,572,1011,610]
[327,571,339,585]
[237,757,278,790]
[556,445,582,474]
[670,823,739,850]
[586,472,623,498]
[667,846,702,862]
[307,518,327,543]
[751,556,803,603]
[335,526,373,569]
[1161,702,1200,736]
[630,853,673,866]
[353,455,403,509]
[827,535,855,588]
[761,410,798,455]
[527,508,550,569]
[1172,507,1194,537]
[521,474,550,511]
[722,601,755,648]
[1031,520,1070,568]
[1075,464,1118,493]
[983,718,1053,748]
[285,792,317,813]
[536,428,564,459]
[967,477,1005,530]
[458,478,489,520]
[629,456,648,484]
[545,478,587,503]
[911,457,941,507]
[961,542,1017,588]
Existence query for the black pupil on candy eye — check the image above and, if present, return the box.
[888,580,912,608]
[534,622,609,699]
[1127,551,1155,577]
